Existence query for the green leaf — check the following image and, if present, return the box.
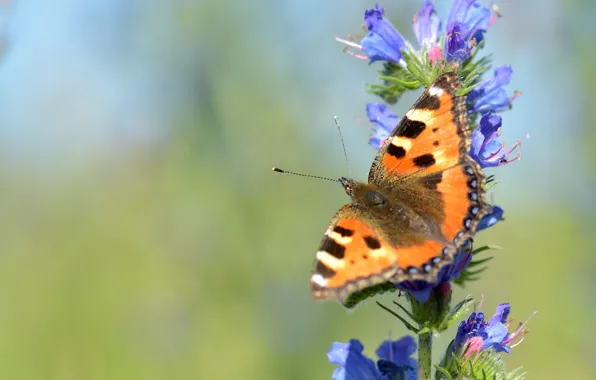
[392,300,418,321]
[376,301,420,333]
[378,75,421,89]
[465,267,489,276]
[467,256,494,268]
[486,179,501,190]
[434,365,453,380]
[437,296,473,331]
[342,282,397,309]
[472,244,501,255]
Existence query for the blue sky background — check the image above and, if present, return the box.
[0,0,588,207]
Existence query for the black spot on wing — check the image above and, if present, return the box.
[387,144,406,159]
[363,236,381,250]
[420,172,443,190]
[333,225,354,237]
[315,260,336,278]
[320,236,346,259]
[417,94,440,110]
[396,117,426,139]
[413,154,436,168]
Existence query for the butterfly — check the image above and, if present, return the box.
[311,72,492,303]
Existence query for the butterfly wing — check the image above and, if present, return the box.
[369,72,470,182]
[310,204,400,303]
[367,72,491,281]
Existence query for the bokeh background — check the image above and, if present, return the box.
[0,0,594,379]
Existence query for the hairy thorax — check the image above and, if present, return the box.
[348,181,445,248]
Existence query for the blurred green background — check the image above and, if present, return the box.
[0,0,594,379]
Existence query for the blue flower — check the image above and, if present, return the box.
[453,303,535,359]
[467,66,513,114]
[413,0,441,48]
[476,205,503,230]
[445,0,491,62]
[328,336,417,380]
[396,250,470,303]
[366,103,400,149]
[361,3,407,64]
[395,207,504,303]
[470,113,526,168]
[328,340,378,380]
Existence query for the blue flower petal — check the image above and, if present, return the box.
[470,114,505,167]
[328,341,353,365]
[366,103,399,133]
[413,0,441,47]
[446,0,476,28]
[462,3,490,44]
[395,281,433,303]
[445,23,468,62]
[453,303,527,357]
[488,303,511,325]
[480,140,503,159]
[328,339,380,380]
[375,336,417,366]
[361,32,404,64]
[476,206,504,231]
[361,3,406,64]
[468,66,513,113]
[332,367,347,380]
[445,0,491,62]
[377,359,418,380]
[483,323,511,353]
[366,103,400,150]
[477,114,502,136]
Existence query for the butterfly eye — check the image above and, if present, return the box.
[364,191,386,207]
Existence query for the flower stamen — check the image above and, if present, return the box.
[497,133,530,166]
[509,90,522,105]
[489,5,503,27]
[336,36,369,60]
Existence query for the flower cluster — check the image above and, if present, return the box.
[325,1,533,379]
[328,337,417,380]
[341,1,525,168]
[453,303,535,358]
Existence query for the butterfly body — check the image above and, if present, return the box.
[311,73,492,303]
[338,178,445,248]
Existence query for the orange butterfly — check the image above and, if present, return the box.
[310,72,492,303]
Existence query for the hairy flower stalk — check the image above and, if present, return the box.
[325,1,532,379]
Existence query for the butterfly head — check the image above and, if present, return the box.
[338,176,356,197]
[339,177,388,208]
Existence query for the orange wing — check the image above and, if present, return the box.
[386,163,491,284]
[369,72,491,281]
[369,72,469,183]
[309,201,482,302]
[310,205,400,303]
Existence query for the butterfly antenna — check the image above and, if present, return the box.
[334,116,352,176]
[272,167,339,183]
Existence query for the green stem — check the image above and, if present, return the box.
[418,331,432,380]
